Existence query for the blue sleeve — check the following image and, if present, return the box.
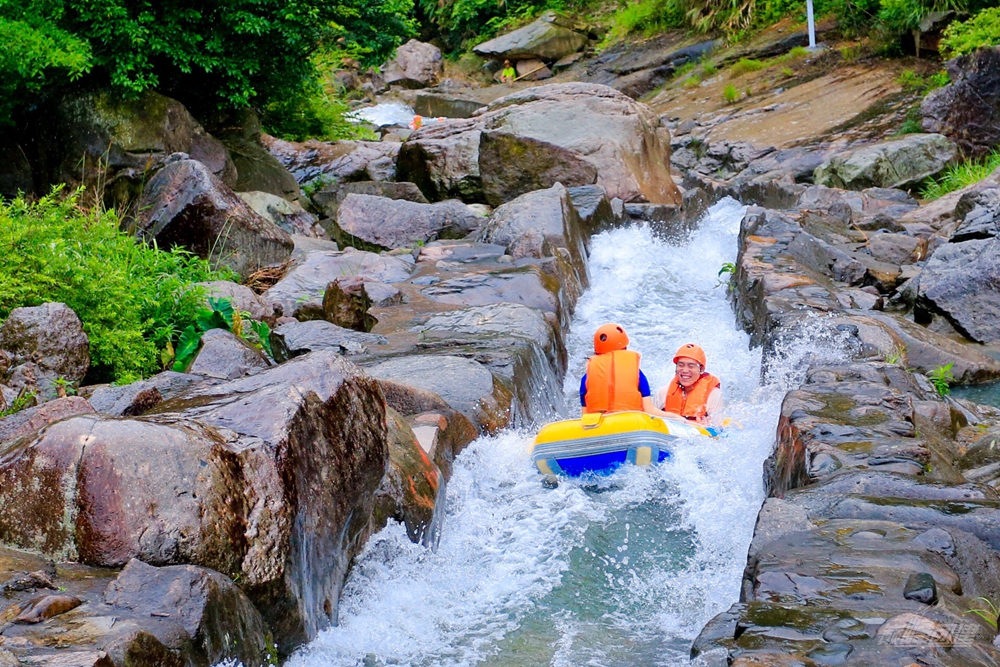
[580,374,587,406]
[638,371,651,398]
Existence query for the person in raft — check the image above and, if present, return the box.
[654,343,724,426]
[580,323,668,416]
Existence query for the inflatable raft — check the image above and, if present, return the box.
[530,411,716,477]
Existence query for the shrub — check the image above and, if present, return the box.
[940,7,1000,58]
[0,188,234,383]
[921,151,1000,199]
[684,75,703,87]
[730,58,766,76]
[723,83,740,103]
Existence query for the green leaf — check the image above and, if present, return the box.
[173,325,202,371]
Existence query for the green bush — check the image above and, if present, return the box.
[1,0,415,119]
[723,83,740,103]
[0,189,234,383]
[940,7,1000,58]
[605,0,686,43]
[921,150,1000,199]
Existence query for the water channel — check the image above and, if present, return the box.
[287,199,840,667]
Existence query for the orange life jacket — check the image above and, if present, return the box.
[583,350,643,414]
[663,373,720,422]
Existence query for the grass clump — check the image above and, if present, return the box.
[921,151,1000,200]
[604,0,686,44]
[701,61,719,76]
[730,58,766,76]
[684,75,703,88]
[780,66,794,77]
[777,46,810,62]
[0,189,234,383]
[723,83,740,103]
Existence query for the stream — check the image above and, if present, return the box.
[286,199,840,667]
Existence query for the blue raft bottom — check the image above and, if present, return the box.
[554,449,672,478]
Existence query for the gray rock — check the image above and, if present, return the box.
[903,572,938,604]
[473,11,587,60]
[270,320,387,362]
[421,269,560,319]
[103,559,270,667]
[185,329,270,380]
[85,371,203,417]
[866,233,924,265]
[265,248,413,319]
[383,40,443,89]
[418,303,554,348]
[0,303,90,401]
[291,234,340,262]
[814,134,957,190]
[917,237,1000,343]
[785,233,866,285]
[0,397,95,445]
[396,117,485,202]
[238,190,326,238]
[568,185,620,234]
[334,194,481,250]
[921,46,1000,158]
[262,135,400,186]
[313,181,428,221]
[197,280,275,323]
[952,186,1000,241]
[366,355,500,430]
[136,159,294,280]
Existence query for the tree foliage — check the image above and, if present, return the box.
[0,0,414,121]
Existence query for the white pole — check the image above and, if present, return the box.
[806,0,817,48]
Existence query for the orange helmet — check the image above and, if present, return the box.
[673,343,707,368]
[594,323,629,354]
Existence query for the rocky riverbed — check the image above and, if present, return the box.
[2,18,1000,666]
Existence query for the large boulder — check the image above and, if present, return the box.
[813,134,957,190]
[398,83,681,205]
[102,559,271,667]
[334,194,481,250]
[312,181,428,221]
[38,91,235,199]
[136,158,293,280]
[0,303,90,401]
[0,352,388,653]
[383,40,443,89]
[262,135,400,186]
[916,236,1000,343]
[237,191,326,238]
[264,247,413,319]
[922,47,1000,158]
[473,11,588,60]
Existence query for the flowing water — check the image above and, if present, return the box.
[286,198,842,667]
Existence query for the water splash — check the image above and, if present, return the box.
[285,198,845,667]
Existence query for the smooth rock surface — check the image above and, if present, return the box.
[917,237,1000,343]
[270,320,387,362]
[814,134,957,190]
[185,328,270,380]
[334,194,481,250]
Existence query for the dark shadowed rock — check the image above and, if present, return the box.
[0,397,94,445]
[197,281,275,324]
[270,320,387,362]
[264,248,413,320]
[313,181,428,221]
[0,303,90,401]
[567,185,620,235]
[136,158,293,280]
[396,117,484,202]
[922,47,1000,158]
[383,40,443,89]
[212,107,302,203]
[322,277,376,332]
[238,191,325,238]
[262,135,400,186]
[479,131,598,207]
[473,11,587,60]
[185,329,270,380]
[814,134,957,190]
[916,236,1000,343]
[334,194,481,250]
[372,407,444,545]
[103,559,270,667]
[42,91,235,196]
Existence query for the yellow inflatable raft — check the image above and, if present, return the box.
[530,411,716,477]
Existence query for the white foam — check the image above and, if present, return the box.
[284,198,843,666]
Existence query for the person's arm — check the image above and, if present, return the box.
[705,387,725,426]
[579,374,588,416]
[640,373,673,417]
